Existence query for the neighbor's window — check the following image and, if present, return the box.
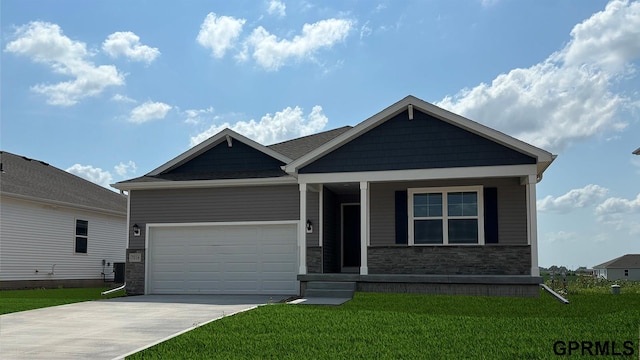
[409,186,484,245]
[625,269,629,277]
[75,219,88,253]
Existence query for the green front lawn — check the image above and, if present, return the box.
[0,287,125,315]
[130,291,640,359]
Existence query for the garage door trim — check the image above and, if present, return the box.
[145,220,300,295]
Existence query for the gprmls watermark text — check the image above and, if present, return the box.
[553,340,636,356]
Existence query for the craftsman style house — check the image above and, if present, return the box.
[114,95,555,297]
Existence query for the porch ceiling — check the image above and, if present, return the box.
[322,182,360,195]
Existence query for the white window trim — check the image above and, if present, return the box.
[408,185,485,246]
[74,218,89,254]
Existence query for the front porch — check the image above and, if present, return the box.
[298,273,543,297]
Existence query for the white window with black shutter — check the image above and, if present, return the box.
[75,219,88,254]
[408,186,485,245]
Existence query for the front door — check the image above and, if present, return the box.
[341,204,361,271]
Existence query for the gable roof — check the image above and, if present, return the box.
[593,254,640,269]
[268,126,352,160]
[113,128,299,190]
[633,147,640,155]
[148,128,292,176]
[284,95,556,176]
[0,151,126,215]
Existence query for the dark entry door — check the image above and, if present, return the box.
[342,204,361,269]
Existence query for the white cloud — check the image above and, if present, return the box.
[66,164,113,188]
[360,21,372,40]
[129,101,172,123]
[183,107,215,125]
[114,161,137,176]
[244,18,353,71]
[191,105,328,146]
[595,193,640,236]
[560,0,640,73]
[102,31,160,64]
[111,94,136,103]
[4,21,124,106]
[267,0,286,17]
[596,193,640,216]
[537,184,609,213]
[197,12,246,58]
[437,0,640,153]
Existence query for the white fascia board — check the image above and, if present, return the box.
[285,95,555,174]
[111,176,298,191]
[0,192,126,217]
[147,128,292,176]
[297,164,537,184]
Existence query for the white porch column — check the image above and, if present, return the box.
[360,181,369,275]
[299,183,307,274]
[524,174,539,276]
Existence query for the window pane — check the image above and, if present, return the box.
[414,220,443,244]
[448,192,477,216]
[76,220,88,236]
[75,237,88,253]
[462,192,478,216]
[414,193,442,217]
[448,219,478,244]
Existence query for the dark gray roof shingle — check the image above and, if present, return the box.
[268,126,352,160]
[0,151,126,214]
[593,254,640,269]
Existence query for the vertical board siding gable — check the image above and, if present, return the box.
[299,109,536,174]
[167,141,285,174]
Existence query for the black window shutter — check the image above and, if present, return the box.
[484,187,499,244]
[395,190,408,244]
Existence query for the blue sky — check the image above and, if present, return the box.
[2,0,639,269]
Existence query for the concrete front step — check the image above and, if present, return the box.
[306,281,356,290]
[304,289,354,298]
[303,281,356,298]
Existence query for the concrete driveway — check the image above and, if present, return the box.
[0,294,285,360]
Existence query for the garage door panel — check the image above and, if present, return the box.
[262,244,296,254]
[188,262,223,272]
[148,223,297,295]
[262,262,296,273]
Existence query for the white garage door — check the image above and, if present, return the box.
[147,223,298,295]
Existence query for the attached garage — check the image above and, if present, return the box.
[146,222,298,295]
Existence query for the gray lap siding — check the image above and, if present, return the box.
[128,185,300,249]
[369,177,527,246]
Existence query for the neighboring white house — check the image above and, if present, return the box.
[0,151,127,289]
[593,254,640,281]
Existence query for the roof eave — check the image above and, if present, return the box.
[111,175,298,191]
[1,191,126,217]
